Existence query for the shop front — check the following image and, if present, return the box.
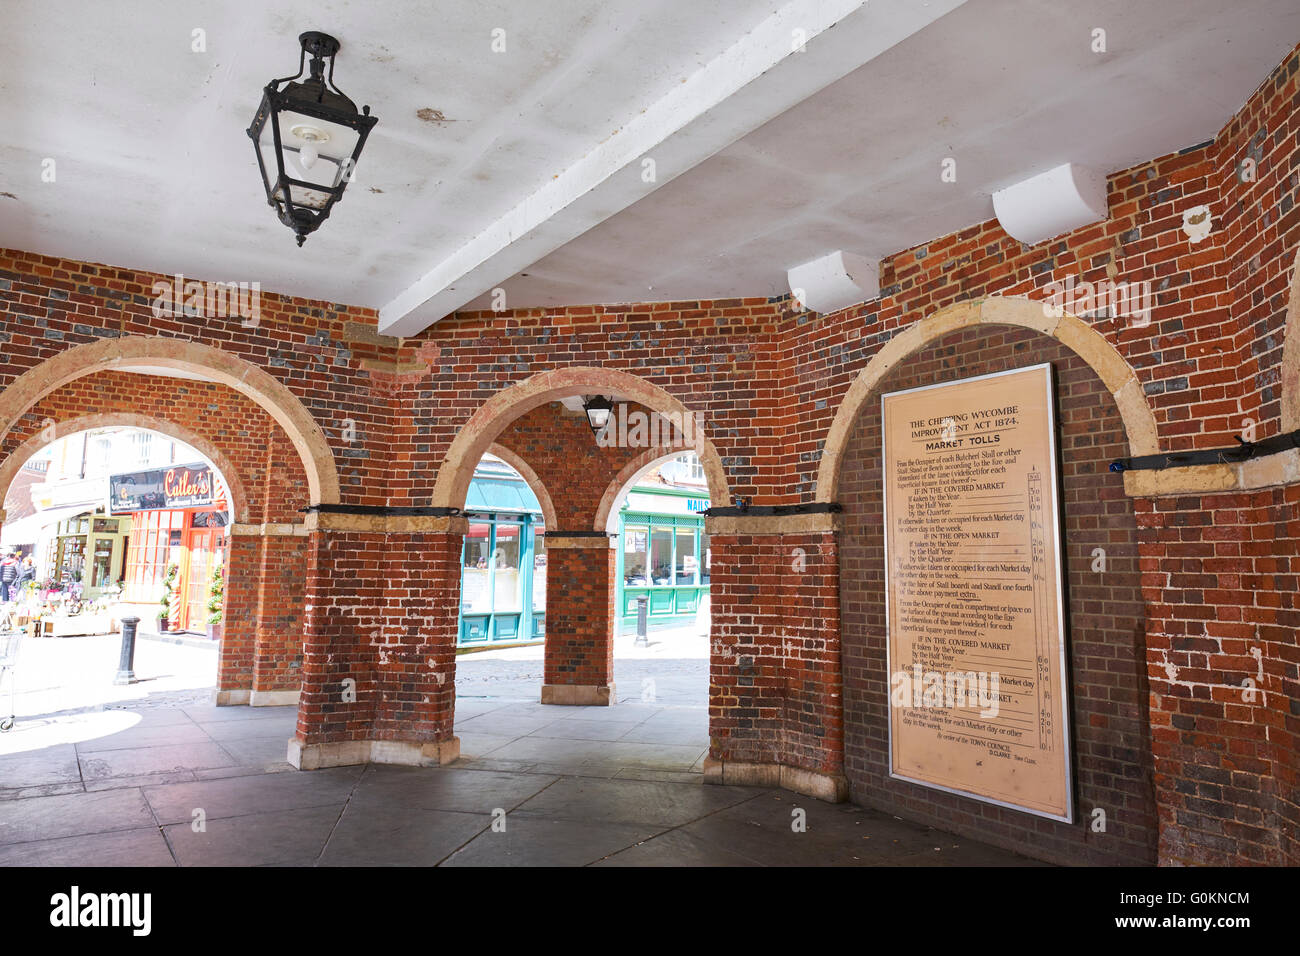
[46,511,131,601]
[459,462,546,646]
[111,462,229,633]
[616,488,710,631]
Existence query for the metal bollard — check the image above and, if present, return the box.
[635,597,649,647]
[114,615,140,685]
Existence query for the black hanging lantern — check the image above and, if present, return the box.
[247,31,378,246]
[583,395,614,439]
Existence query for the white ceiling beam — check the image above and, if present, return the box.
[378,0,968,336]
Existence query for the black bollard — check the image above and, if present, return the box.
[114,615,140,686]
[635,597,649,647]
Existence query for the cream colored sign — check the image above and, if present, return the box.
[881,363,1072,821]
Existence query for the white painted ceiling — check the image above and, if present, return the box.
[2,0,1297,335]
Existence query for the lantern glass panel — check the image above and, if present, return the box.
[259,110,359,210]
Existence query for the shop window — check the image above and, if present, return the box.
[57,536,85,585]
[675,528,697,585]
[493,523,522,614]
[90,538,114,588]
[624,526,648,585]
[650,526,673,586]
[532,521,547,613]
[700,530,711,586]
[462,523,492,614]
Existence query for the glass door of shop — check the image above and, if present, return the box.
[179,513,227,632]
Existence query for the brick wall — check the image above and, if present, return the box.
[247,534,309,695]
[839,324,1158,866]
[0,370,308,523]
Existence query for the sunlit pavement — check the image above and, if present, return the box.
[0,630,1040,866]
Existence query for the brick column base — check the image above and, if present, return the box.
[540,683,616,706]
[702,757,849,803]
[288,736,461,770]
[708,516,846,800]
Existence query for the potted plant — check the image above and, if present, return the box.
[206,558,224,641]
[158,562,179,632]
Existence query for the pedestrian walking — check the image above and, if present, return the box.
[14,556,35,598]
[0,552,17,604]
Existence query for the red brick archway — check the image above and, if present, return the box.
[0,335,340,508]
[430,366,730,516]
[0,412,251,525]
[0,368,315,707]
[838,322,1158,866]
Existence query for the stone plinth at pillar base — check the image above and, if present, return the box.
[540,683,616,706]
[287,736,461,770]
[702,757,849,803]
[213,689,251,706]
[250,689,300,707]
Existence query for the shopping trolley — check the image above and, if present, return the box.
[0,612,21,731]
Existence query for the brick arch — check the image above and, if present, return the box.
[815,296,1160,504]
[0,413,251,523]
[0,370,310,524]
[837,322,1156,865]
[593,443,693,533]
[0,335,339,507]
[431,366,729,517]
[1280,244,1300,432]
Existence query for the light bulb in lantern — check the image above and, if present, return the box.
[289,124,329,176]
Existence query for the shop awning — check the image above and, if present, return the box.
[0,505,92,548]
[465,476,541,515]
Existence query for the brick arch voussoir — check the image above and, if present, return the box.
[0,335,339,507]
[0,412,252,524]
[593,442,694,533]
[814,295,1160,504]
[1279,244,1300,433]
[432,366,729,516]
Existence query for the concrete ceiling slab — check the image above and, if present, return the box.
[1,0,1297,329]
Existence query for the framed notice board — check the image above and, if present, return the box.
[881,363,1073,822]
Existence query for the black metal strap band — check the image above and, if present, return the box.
[703,501,843,517]
[1109,430,1300,472]
[300,504,462,517]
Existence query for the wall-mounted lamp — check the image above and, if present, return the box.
[582,395,614,439]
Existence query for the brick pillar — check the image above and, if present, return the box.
[214,531,260,705]
[704,517,848,802]
[1136,491,1292,865]
[370,530,461,747]
[541,535,616,705]
[216,527,309,706]
[289,518,461,770]
[249,528,308,705]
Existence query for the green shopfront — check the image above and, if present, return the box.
[459,460,546,646]
[615,487,709,631]
[456,457,710,648]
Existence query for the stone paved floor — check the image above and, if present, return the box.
[0,634,1042,866]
